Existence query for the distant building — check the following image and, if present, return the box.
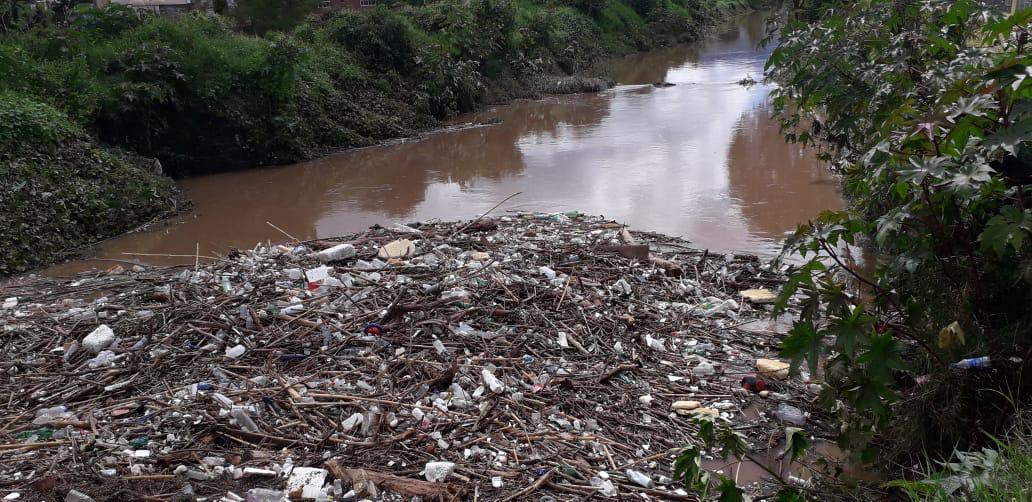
[323,0,377,11]
[102,0,210,17]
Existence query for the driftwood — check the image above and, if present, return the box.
[325,459,466,501]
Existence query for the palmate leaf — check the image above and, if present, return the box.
[875,208,906,246]
[828,303,874,360]
[773,258,825,316]
[947,162,993,191]
[899,156,948,185]
[983,118,1032,155]
[982,7,1032,43]
[716,476,745,502]
[979,205,1032,255]
[693,415,716,447]
[942,115,983,156]
[848,376,898,416]
[857,333,906,384]
[947,95,995,121]
[780,321,824,377]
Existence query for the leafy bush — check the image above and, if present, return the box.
[766,0,1032,459]
[0,93,179,275]
[70,4,143,37]
[231,0,320,35]
[0,90,76,153]
[327,7,423,72]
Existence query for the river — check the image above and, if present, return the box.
[48,11,842,275]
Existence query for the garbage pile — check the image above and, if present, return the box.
[0,214,820,501]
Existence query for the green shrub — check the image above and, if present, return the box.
[327,7,423,73]
[766,0,1032,460]
[0,94,179,276]
[0,91,77,153]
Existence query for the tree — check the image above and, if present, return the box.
[232,0,319,35]
[766,0,1032,459]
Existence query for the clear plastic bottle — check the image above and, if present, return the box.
[950,356,991,369]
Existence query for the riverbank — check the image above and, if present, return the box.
[0,214,843,500]
[1,0,760,276]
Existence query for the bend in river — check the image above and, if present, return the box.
[48,11,842,275]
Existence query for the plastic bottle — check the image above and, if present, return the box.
[624,469,652,488]
[950,356,991,369]
[774,403,806,425]
[482,369,506,393]
[314,244,356,263]
[65,490,96,502]
[230,407,260,433]
[245,488,286,502]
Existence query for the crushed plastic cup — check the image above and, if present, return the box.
[691,360,716,377]
[590,475,618,497]
[33,406,75,426]
[341,412,364,433]
[225,344,246,359]
[64,490,95,502]
[82,324,115,353]
[244,488,286,502]
[87,350,118,369]
[612,278,632,295]
[539,266,557,280]
[423,461,456,482]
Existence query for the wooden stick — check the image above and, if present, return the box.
[449,192,521,238]
[267,221,300,243]
[500,468,553,502]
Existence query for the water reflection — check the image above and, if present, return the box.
[46,10,842,274]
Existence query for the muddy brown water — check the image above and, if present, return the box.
[46,11,842,275]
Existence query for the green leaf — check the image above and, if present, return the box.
[875,209,905,246]
[717,427,751,461]
[857,333,906,384]
[774,487,806,502]
[782,427,811,463]
[773,259,825,315]
[983,119,1032,155]
[983,8,1032,43]
[693,415,716,448]
[979,206,1032,255]
[947,162,993,191]
[899,156,947,185]
[780,321,824,377]
[849,376,897,416]
[828,303,874,360]
[947,95,994,121]
[673,447,705,491]
[716,476,745,502]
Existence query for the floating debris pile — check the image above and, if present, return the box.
[0,214,820,501]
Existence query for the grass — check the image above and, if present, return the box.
[885,411,1032,501]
